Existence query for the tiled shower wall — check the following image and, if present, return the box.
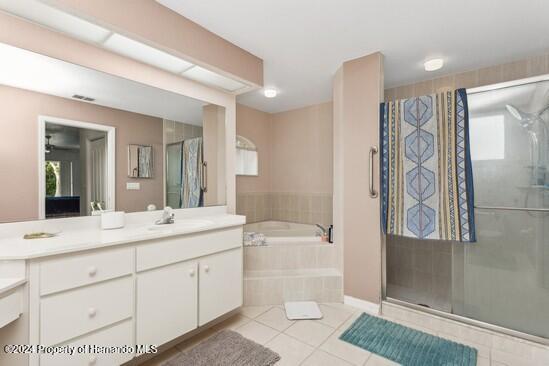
[236,192,333,227]
[386,236,452,311]
[163,119,203,144]
[385,52,549,100]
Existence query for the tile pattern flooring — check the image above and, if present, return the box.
[140,303,396,366]
[139,302,548,366]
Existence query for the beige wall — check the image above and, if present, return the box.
[235,103,333,227]
[45,0,263,87]
[235,104,272,194]
[271,102,333,194]
[0,85,163,223]
[385,52,549,99]
[334,52,384,304]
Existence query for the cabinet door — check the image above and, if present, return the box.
[199,248,242,326]
[137,260,198,346]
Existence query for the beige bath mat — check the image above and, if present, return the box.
[161,330,280,366]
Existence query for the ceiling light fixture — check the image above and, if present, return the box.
[263,88,277,98]
[424,58,444,72]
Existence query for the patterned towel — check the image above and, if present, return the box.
[380,89,476,242]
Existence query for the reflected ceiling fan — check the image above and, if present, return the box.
[44,135,72,154]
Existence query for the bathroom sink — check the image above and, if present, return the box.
[147,219,214,232]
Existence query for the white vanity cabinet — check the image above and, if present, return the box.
[136,260,199,346]
[14,222,244,366]
[198,248,242,326]
[135,227,243,347]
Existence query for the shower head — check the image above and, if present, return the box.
[506,104,527,121]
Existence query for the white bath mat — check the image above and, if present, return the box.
[284,301,323,320]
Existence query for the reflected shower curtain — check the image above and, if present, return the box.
[181,137,203,208]
[380,89,476,242]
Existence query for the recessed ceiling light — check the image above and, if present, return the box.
[424,58,444,72]
[264,88,277,98]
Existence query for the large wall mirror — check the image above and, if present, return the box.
[0,43,227,223]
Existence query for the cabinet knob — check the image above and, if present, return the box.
[188,268,195,277]
[89,355,97,365]
[88,307,97,318]
[88,266,97,277]
[204,265,210,273]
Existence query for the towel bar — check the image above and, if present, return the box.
[475,205,549,213]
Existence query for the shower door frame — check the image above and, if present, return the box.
[380,73,549,346]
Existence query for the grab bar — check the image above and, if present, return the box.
[201,161,208,193]
[369,146,378,198]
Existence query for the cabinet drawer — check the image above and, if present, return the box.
[136,227,242,271]
[0,290,21,328]
[40,320,133,366]
[40,276,133,346]
[40,247,133,295]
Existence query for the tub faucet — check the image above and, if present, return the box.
[155,207,175,225]
[315,224,327,236]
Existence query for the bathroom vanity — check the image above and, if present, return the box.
[0,209,245,366]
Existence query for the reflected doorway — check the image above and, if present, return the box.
[39,116,115,219]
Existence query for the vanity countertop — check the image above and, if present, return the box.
[0,214,245,260]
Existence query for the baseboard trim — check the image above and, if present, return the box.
[343,295,380,315]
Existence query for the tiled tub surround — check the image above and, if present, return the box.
[236,192,333,227]
[244,242,342,305]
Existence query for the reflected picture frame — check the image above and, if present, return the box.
[128,144,154,178]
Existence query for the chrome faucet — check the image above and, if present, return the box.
[155,207,175,225]
[315,224,327,236]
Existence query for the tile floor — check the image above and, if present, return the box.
[138,302,543,366]
[140,303,397,366]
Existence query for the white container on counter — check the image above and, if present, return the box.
[101,211,125,230]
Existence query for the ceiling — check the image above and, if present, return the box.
[45,123,107,150]
[0,43,205,125]
[157,0,549,113]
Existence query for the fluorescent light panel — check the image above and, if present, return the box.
[182,66,245,92]
[103,33,193,74]
[0,0,111,43]
[0,0,248,92]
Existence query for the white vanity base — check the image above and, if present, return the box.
[0,207,245,366]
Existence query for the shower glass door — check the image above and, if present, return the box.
[452,79,549,339]
[385,77,549,341]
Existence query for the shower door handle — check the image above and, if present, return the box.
[369,146,378,198]
[201,161,208,193]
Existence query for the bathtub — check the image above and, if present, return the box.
[244,220,322,243]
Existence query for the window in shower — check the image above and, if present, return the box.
[385,77,549,341]
[470,115,505,161]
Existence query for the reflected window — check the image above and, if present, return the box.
[470,115,505,160]
[236,135,258,176]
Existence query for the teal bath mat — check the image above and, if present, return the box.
[340,313,477,366]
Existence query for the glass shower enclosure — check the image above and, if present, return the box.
[385,76,549,342]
